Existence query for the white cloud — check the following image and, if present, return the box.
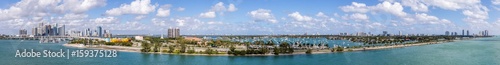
[211,2,226,12]
[386,0,489,31]
[422,0,480,11]
[55,0,106,14]
[372,1,407,17]
[288,12,313,22]
[156,4,171,17]
[135,15,146,20]
[343,13,369,22]
[341,1,407,17]
[176,7,185,11]
[91,17,118,24]
[227,4,238,12]
[198,2,238,18]
[316,12,328,18]
[199,11,216,18]
[340,2,370,13]
[209,2,237,12]
[104,0,157,16]
[60,13,88,20]
[413,13,451,24]
[0,0,61,21]
[107,21,149,30]
[401,0,428,12]
[494,0,500,5]
[248,9,278,23]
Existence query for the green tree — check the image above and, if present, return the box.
[180,43,186,53]
[273,47,280,55]
[205,48,215,54]
[141,41,151,52]
[228,46,235,54]
[306,49,312,54]
[168,45,175,53]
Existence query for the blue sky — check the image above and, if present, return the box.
[1,0,500,35]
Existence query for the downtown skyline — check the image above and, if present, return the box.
[1,0,500,35]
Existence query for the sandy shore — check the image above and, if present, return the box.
[62,40,458,56]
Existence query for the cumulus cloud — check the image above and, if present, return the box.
[227,4,238,12]
[0,0,61,21]
[412,13,451,24]
[0,0,107,32]
[211,2,226,12]
[156,4,171,17]
[55,0,106,14]
[248,9,278,23]
[340,2,369,13]
[209,2,238,12]
[134,15,147,20]
[198,2,238,18]
[104,0,157,16]
[316,12,328,18]
[199,11,216,18]
[288,12,313,22]
[341,1,407,17]
[401,0,428,12]
[372,1,407,17]
[176,7,185,11]
[494,0,500,5]
[60,13,88,20]
[342,13,369,22]
[91,17,118,24]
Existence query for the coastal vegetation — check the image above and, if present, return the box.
[66,35,492,56]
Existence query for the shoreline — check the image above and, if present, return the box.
[63,40,462,56]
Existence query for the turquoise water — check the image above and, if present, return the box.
[1,37,500,65]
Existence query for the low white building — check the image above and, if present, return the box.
[135,36,144,40]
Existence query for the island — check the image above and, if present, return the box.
[63,34,492,56]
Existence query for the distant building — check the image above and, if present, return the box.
[32,22,65,36]
[398,31,402,36]
[104,30,112,38]
[69,31,81,37]
[86,28,91,37]
[58,25,65,36]
[19,29,27,37]
[135,36,144,40]
[97,26,102,37]
[32,27,38,36]
[382,31,388,36]
[168,28,180,38]
[445,31,450,36]
[462,30,464,36]
[485,30,489,36]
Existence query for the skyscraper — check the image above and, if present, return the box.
[382,31,388,36]
[398,31,401,36]
[32,27,38,36]
[58,25,65,36]
[86,28,91,37]
[462,30,464,36]
[62,25,65,36]
[485,30,488,36]
[168,27,180,38]
[97,26,103,37]
[19,29,27,36]
[445,31,450,36]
